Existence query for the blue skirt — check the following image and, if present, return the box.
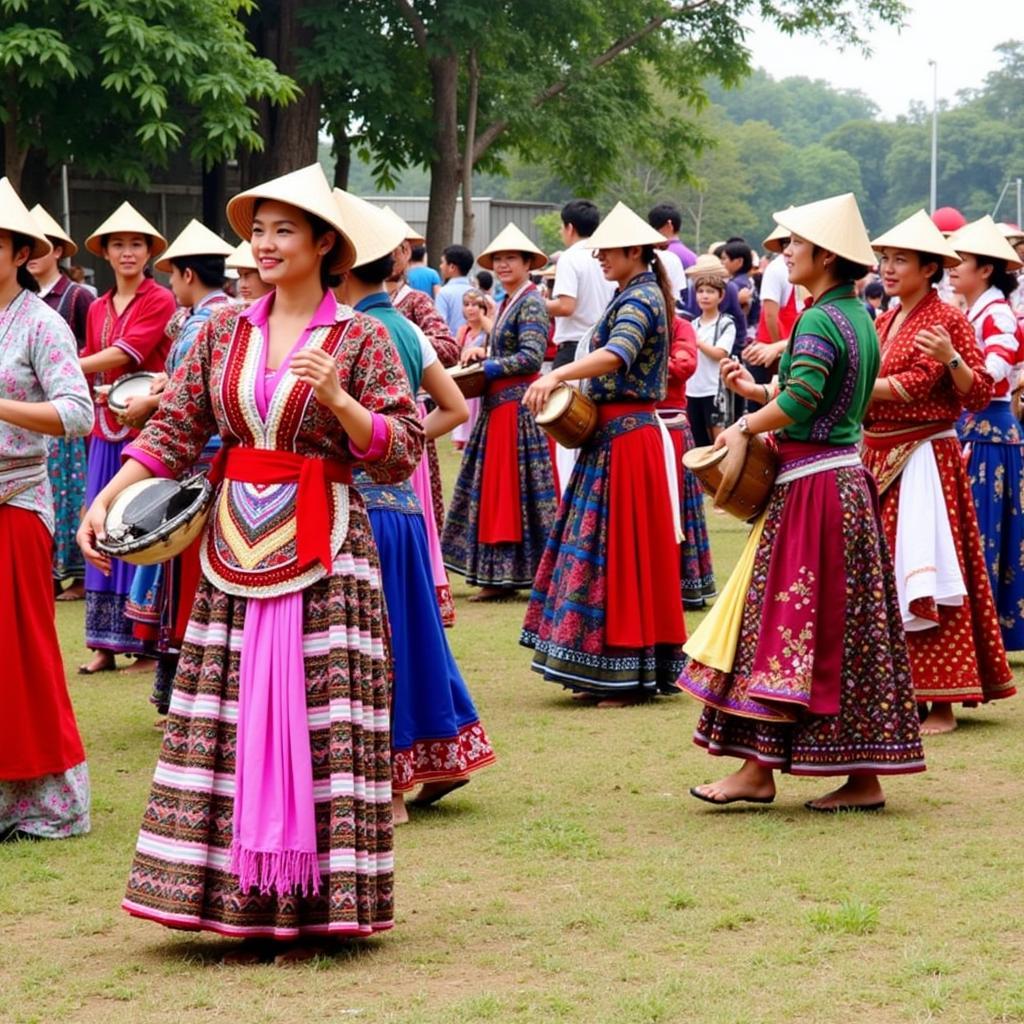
[367,503,496,791]
[962,400,1024,651]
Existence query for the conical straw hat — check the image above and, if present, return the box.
[0,178,52,260]
[29,203,76,258]
[154,218,234,273]
[85,201,167,258]
[762,212,797,252]
[771,193,875,267]
[382,204,425,245]
[226,164,356,274]
[948,215,1023,271]
[582,202,665,252]
[996,221,1024,247]
[332,189,406,268]
[478,222,547,270]
[225,239,258,271]
[871,209,962,268]
[685,253,729,279]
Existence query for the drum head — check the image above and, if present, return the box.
[450,364,482,380]
[108,372,156,412]
[682,444,726,471]
[536,384,572,425]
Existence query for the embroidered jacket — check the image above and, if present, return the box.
[394,284,460,367]
[481,283,548,382]
[126,293,424,597]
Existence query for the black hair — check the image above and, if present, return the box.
[647,203,681,233]
[915,252,945,287]
[410,244,427,261]
[252,198,338,291]
[722,240,753,274]
[864,280,885,300]
[975,255,1017,299]
[100,233,154,254]
[711,242,727,259]
[639,244,676,325]
[351,252,396,285]
[812,245,870,285]
[10,231,39,292]
[441,244,473,276]
[561,199,600,238]
[170,254,226,288]
[476,269,493,291]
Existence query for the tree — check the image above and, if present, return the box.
[824,120,897,224]
[305,0,907,262]
[0,0,296,193]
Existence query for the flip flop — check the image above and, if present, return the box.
[804,800,886,814]
[408,779,469,807]
[689,786,775,806]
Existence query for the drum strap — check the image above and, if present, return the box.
[210,447,353,572]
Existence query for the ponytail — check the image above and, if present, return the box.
[11,232,39,293]
[641,244,675,327]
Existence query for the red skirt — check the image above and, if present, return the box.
[0,505,85,779]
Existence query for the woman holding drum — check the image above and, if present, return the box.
[78,163,424,961]
[679,194,924,811]
[862,211,1013,736]
[0,177,93,840]
[442,223,557,601]
[78,202,174,674]
[522,202,687,706]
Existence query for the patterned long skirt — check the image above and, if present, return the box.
[522,406,687,696]
[84,437,144,654]
[442,379,557,588]
[122,513,394,939]
[47,435,87,582]
[863,435,1014,704]
[962,401,1024,651]
[679,441,925,776]
[662,411,715,608]
[364,497,495,792]
[414,401,455,627]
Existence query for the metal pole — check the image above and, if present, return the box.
[928,60,938,214]
[1017,177,1022,228]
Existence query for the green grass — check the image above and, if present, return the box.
[2,442,1023,1024]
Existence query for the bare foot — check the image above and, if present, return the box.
[392,793,409,825]
[690,761,776,805]
[119,657,159,675]
[920,704,957,735]
[469,586,513,603]
[221,939,270,965]
[571,691,600,703]
[805,774,885,813]
[78,651,115,675]
[409,779,469,806]
[56,580,85,601]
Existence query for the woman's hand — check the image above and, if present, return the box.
[914,325,955,364]
[461,346,488,367]
[743,340,786,367]
[290,349,347,410]
[116,393,159,430]
[77,500,112,575]
[148,372,169,395]
[720,359,760,400]
[523,372,562,416]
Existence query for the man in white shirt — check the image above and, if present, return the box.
[546,200,615,370]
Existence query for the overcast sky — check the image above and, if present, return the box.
[743,0,1019,118]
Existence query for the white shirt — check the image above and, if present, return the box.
[655,249,686,305]
[758,254,792,308]
[412,323,438,374]
[551,241,615,344]
[686,314,735,398]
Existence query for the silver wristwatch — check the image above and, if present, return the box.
[737,414,752,436]
[947,354,962,370]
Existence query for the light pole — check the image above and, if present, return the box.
[928,59,938,214]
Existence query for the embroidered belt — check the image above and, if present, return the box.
[774,444,861,485]
[862,421,953,451]
[210,446,352,572]
[483,373,538,412]
[590,401,658,447]
[352,468,421,514]
[0,456,47,506]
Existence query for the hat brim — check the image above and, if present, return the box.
[85,233,167,260]
[44,236,77,259]
[226,195,356,275]
[477,249,547,271]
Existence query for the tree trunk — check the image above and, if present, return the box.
[425,52,460,266]
[239,0,320,188]
[3,85,27,191]
[460,50,480,250]
[332,126,352,189]
[202,163,228,235]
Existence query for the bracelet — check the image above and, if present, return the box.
[761,384,771,405]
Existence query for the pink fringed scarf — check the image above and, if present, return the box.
[230,590,321,897]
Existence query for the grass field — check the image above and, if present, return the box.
[2,443,1023,1024]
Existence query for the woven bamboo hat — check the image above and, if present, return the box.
[996,221,1024,247]
[29,203,76,258]
[225,239,258,271]
[226,164,356,274]
[769,193,875,267]
[154,219,234,273]
[582,202,665,252]
[762,213,797,251]
[382,205,425,246]
[685,253,729,279]
[85,201,167,258]
[871,209,962,268]
[332,189,406,268]
[0,178,52,260]
[948,215,1023,272]
[478,222,547,270]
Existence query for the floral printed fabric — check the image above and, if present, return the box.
[0,762,90,840]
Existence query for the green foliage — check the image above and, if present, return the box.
[0,0,297,185]
[533,211,564,254]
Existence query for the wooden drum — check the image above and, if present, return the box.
[535,384,598,449]
[448,364,488,399]
[683,435,777,521]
